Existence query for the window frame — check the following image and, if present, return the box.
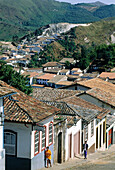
[4,130,17,157]
[41,125,46,151]
[91,120,94,137]
[34,131,40,156]
[84,125,88,141]
[48,121,53,146]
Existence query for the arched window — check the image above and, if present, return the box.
[4,130,17,156]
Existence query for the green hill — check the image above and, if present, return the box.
[75,1,106,12]
[93,4,115,19]
[39,19,115,62]
[0,0,115,41]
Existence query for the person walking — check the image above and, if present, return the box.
[83,140,88,159]
[45,146,52,168]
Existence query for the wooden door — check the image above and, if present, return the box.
[74,131,80,156]
[108,128,113,148]
[58,132,62,163]
[96,127,98,149]
[68,134,72,159]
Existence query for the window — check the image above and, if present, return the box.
[91,121,94,137]
[34,131,39,155]
[49,122,53,145]
[4,131,16,156]
[42,126,46,150]
[84,125,88,141]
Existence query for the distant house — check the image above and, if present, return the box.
[56,81,73,88]
[59,58,76,66]
[22,71,39,85]
[99,72,115,84]
[78,88,115,115]
[71,68,82,75]
[0,87,16,170]
[80,72,98,80]
[59,69,70,75]
[26,68,42,73]
[42,62,63,72]
[0,81,59,170]
[48,75,67,88]
[35,73,56,86]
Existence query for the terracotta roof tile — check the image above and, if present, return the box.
[86,88,115,107]
[99,72,115,79]
[77,78,115,94]
[56,81,73,86]
[0,87,16,97]
[42,62,59,67]
[0,81,59,123]
[36,73,56,80]
[32,88,81,101]
[58,96,110,121]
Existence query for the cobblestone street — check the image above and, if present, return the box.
[41,145,115,170]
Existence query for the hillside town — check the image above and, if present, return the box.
[0,12,115,170]
[0,32,115,170]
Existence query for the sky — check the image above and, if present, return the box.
[56,0,115,5]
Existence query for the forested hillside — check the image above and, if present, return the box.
[39,19,115,60]
[0,0,115,41]
[35,19,115,70]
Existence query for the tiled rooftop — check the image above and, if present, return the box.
[77,78,115,94]
[36,73,56,80]
[56,81,73,86]
[0,87,16,98]
[0,81,59,123]
[106,114,115,127]
[48,75,66,84]
[42,62,59,67]
[58,95,110,121]
[86,88,115,107]
[32,88,81,101]
[22,71,39,78]
[99,72,115,79]
[71,68,81,71]
[59,69,69,73]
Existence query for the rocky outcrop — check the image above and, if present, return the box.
[42,23,91,36]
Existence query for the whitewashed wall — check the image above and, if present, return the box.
[31,116,53,159]
[65,119,82,160]
[4,122,32,159]
[95,118,106,151]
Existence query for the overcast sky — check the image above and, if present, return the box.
[56,0,115,5]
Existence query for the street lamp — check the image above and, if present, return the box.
[0,112,4,126]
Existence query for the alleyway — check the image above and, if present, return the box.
[41,145,115,170]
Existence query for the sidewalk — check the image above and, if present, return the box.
[41,145,115,170]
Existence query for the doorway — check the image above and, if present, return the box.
[58,132,62,163]
[74,131,80,156]
[68,134,72,159]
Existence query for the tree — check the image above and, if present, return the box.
[0,63,32,95]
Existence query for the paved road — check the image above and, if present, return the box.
[41,145,115,170]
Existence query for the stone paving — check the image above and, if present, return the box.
[41,145,115,170]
